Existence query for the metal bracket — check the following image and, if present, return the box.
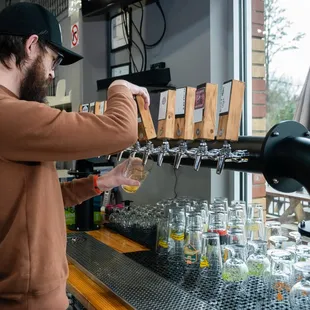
[262,121,306,193]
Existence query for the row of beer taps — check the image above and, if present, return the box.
[105,80,248,174]
[108,139,249,175]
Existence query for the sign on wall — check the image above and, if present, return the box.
[71,22,79,48]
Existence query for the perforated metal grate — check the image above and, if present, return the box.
[125,251,293,310]
[67,233,212,310]
[67,232,292,310]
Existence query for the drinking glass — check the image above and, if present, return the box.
[265,221,282,248]
[121,157,151,193]
[213,197,229,212]
[222,245,249,287]
[208,210,227,258]
[167,205,186,263]
[230,200,247,222]
[199,232,223,278]
[246,203,265,243]
[227,204,246,227]
[184,213,203,266]
[156,217,170,255]
[246,241,270,300]
[290,262,310,309]
[268,250,294,305]
[226,227,247,261]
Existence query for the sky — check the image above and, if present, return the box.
[269,0,310,91]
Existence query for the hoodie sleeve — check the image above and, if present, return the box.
[0,85,138,162]
[60,175,99,207]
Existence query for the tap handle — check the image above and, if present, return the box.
[194,83,218,140]
[217,80,245,142]
[157,90,176,140]
[157,152,164,167]
[142,151,149,166]
[136,95,157,141]
[174,87,196,140]
[174,153,183,170]
[194,154,202,171]
[216,155,226,175]
[116,151,123,162]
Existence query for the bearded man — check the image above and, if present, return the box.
[0,2,149,309]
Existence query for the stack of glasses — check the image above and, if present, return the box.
[155,197,310,309]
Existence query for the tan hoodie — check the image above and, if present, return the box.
[0,85,137,309]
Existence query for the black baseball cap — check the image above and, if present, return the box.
[0,2,83,65]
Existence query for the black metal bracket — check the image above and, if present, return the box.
[261,121,307,193]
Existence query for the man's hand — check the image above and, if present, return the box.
[109,80,150,109]
[96,158,142,191]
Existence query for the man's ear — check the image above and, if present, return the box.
[24,35,40,60]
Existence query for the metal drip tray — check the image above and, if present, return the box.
[125,251,292,310]
[67,232,292,310]
[66,232,211,310]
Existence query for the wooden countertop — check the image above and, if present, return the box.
[67,227,149,310]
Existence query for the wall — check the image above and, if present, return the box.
[57,10,84,111]
[82,15,108,103]
[111,0,211,86]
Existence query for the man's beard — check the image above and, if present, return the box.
[20,55,52,103]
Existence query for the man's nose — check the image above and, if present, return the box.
[49,70,55,80]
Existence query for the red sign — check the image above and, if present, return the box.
[71,22,79,48]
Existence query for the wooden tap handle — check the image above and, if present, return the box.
[174,87,196,140]
[157,90,176,139]
[136,95,157,141]
[217,80,245,141]
[194,83,218,140]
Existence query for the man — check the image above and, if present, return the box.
[0,2,149,309]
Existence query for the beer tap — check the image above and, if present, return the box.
[116,151,124,162]
[142,141,155,165]
[216,79,245,174]
[156,89,176,166]
[135,95,157,165]
[172,87,196,169]
[157,140,170,166]
[174,141,189,169]
[188,82,218,171]
[216,141,232,174]
[190,140,209,171]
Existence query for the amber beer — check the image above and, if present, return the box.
[121,165,149,194]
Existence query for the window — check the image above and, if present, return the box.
[250,0,310,225]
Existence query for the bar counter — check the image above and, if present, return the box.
[66,227,149,310]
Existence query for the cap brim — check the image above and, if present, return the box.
[50,42,83,66]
